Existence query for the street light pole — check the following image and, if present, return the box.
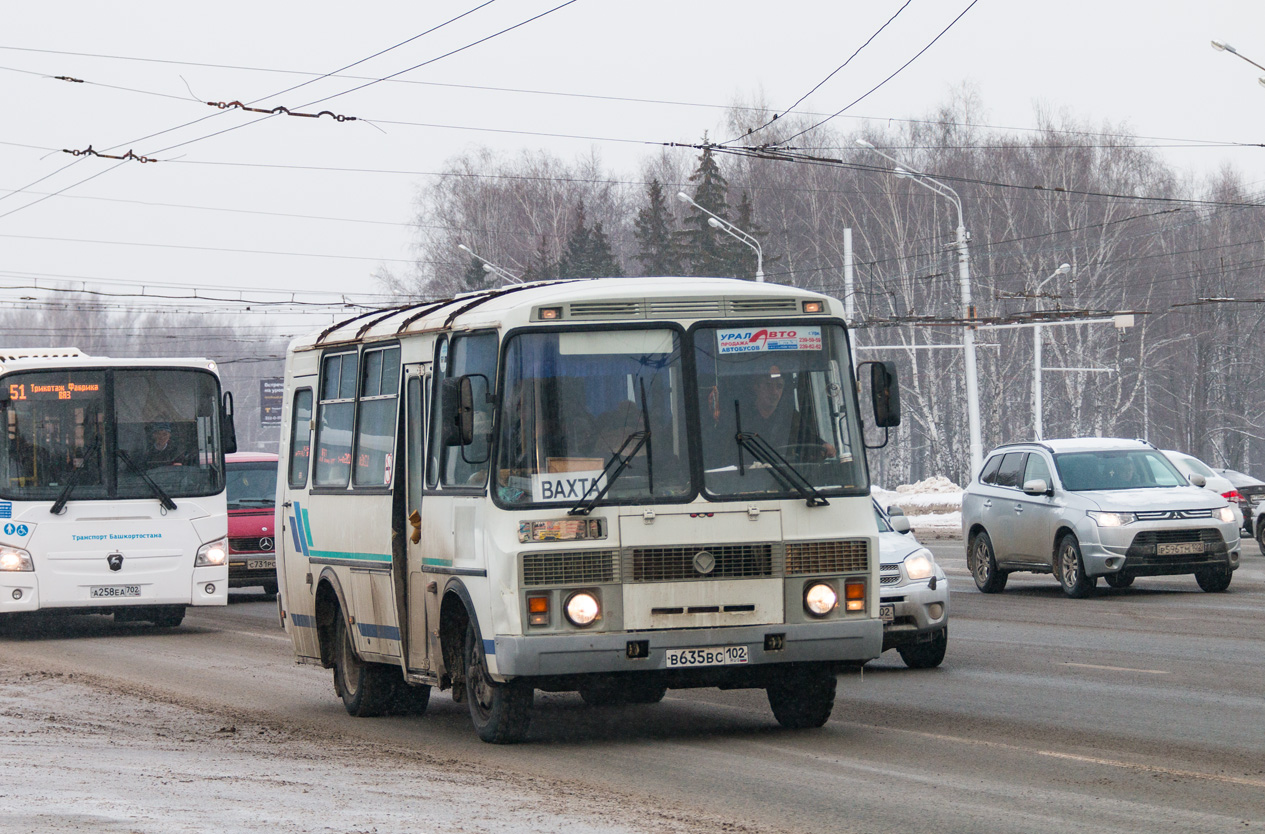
[856,138,983,474]
[676,191,764,282]
[1032,263,1071,440]
[457,243,522,285]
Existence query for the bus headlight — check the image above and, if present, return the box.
[564,591,600,627]
[804,582,838,616]
[195,537,228,567]
[0,547,33,571]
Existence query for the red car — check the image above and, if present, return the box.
[226,452,280,595]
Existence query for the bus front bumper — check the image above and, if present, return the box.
[491,618,882,678]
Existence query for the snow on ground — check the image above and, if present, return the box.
[873,476,964,540]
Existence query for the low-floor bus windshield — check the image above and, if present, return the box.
[0,349,238,627]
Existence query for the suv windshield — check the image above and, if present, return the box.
[1054,449,1186,491]
[1,368,225,502]
[694,323,866,499]
[495,328,691,506]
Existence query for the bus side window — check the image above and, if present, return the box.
[314,351,357,487]
[288,388,313,488]
[431,332,497,489]
[353,346,400,487]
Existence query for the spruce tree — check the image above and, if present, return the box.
[558,199,623,279]
[677,139,737,277]
[633,179,681,276]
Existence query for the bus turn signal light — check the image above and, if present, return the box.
[845,579,865,612]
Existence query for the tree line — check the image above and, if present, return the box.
[395,92,1265,486]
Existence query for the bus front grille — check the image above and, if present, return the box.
[785,539,869,575]
[521,549,620,587]
[628,543,774,582]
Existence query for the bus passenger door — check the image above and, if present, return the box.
[402,364,434,673]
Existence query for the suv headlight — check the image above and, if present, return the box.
[196,537,229,567]
[903,549,936,581]
[1215,506,1236,524]
[1087,511,1135,527]
[0,546,33,571]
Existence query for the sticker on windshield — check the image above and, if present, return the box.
[531,470,608,503]
[717,327,822,354]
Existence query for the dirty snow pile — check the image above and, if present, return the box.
[872,476,963,535]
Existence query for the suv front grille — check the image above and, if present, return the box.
[1134,509,1216,521]
[1126,528,1226,561]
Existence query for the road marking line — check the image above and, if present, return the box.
[1062,662,1168,675]
[853,725,1265,789]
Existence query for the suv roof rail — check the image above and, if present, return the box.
[989,440,1055,455]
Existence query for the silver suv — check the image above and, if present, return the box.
[962,438,1240,597]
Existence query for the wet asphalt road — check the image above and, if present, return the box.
[2,537,1262,833]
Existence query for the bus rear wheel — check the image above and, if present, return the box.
[766,666,837,729]
[464,622,532,743]
[332,614,394,717]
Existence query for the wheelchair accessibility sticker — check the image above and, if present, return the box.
[3,522,31,538]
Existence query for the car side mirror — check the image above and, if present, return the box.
[889,513,912,534]
[1189,473,1207,488]
[1022,478,1050,496]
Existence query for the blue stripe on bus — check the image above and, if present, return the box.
[483,639,495,656]
[290,524,304,553]
[357,622,401,641]
[289,613,316,628]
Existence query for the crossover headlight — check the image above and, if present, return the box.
[1087,511,1135,527]
[0,546,33,571]
[1214,506,1236,524]
[195,537,229,567]
[804,582,838,617]
[903,549,936,581]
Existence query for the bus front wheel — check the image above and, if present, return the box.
[332,614,394,717]
[464,622,533,743]
[766,666,837,729]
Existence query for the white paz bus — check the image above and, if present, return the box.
[276,277,900,742]
[0,349,239,627]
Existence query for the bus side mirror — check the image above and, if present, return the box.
[868,361,901,428]
[442,376,475,446]
[222,391,238,455]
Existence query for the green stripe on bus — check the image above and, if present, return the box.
[422,557,454,567]
[309,550,391,562]
[300,507,314,548]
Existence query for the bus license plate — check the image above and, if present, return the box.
[246,559,274,570]
[91,585,141,599]
[665,646,748,668]
[880,604,895,623]
[1157,542,1203,556]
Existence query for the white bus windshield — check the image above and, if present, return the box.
[495,328,691,506]
[1,368,225,502]
[695,323,867,499]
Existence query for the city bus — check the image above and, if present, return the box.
[275,277,899,742]
[0,349,238,627]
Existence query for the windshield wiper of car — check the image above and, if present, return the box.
[115,449,178,511]
[734,403,828,508]
[50,433,103,515]
[569,381,653,517]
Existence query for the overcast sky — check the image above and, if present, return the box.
[3,0,1264,334]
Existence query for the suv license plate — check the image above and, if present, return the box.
[1157,542,1204,556]
[91,585,141,599]
[665,646,748,668]
[880,603,895,623]
[246,558,274,570]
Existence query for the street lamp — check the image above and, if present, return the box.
[856,137,983,474]
[457,243,522,285]
[675,191,764,282]
[1211,40,1265,87]
[1032,263,1072,440]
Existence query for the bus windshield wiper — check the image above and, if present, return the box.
[734,403,828,508]
[569,380,653,517]
[50,434,102,515]
[115,449,178,511]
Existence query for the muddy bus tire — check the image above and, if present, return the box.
[464,622,532,743]
[332,615,394,717]
[766,666,837,729]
